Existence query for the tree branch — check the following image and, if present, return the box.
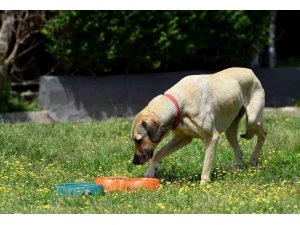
[12,56,35,73]
[1,10,48,82]
[11,65,55,83]
[17,29,41,45]
[15,39,45,59]
[4,41,19,67]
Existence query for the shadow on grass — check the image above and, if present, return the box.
[154,161,296,185]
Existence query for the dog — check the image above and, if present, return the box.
[131,67,266,183]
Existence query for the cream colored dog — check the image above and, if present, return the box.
[131,67,266,183]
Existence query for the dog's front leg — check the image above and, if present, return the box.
[145,135,192,178]
[201,132,219,184]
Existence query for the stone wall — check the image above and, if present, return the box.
[39,68,300,122]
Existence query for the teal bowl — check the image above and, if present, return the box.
[55,182,105,196]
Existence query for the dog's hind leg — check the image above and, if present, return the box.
[250,125,267,165]
[144,135,192,178]
[225,107,245,167]
[240,89,267,165]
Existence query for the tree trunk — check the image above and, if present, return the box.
[268,13,276,68]
[0,11,15,99]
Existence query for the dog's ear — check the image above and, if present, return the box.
[142,120,167,143]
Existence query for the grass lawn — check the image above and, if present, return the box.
[0,111,299,214]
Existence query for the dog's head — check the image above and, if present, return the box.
[131,110,168,165]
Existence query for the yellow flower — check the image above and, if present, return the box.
[281,180,287,186]
[43,204,49,209]
[157,203,166,209]
[263,160,268,165]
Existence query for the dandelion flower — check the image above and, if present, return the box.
[157,203,166,209]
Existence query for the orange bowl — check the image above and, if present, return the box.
[94,176,128,191]
[126,178,160,191]
[94,177,160,191]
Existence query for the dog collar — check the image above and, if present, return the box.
[164,93,181,129]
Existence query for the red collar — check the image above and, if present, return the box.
[164,93,181,129]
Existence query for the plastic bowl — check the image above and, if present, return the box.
[94,177,160,191]
[94,177,128,191]
[126,178,160,191]
[55,182,105,196]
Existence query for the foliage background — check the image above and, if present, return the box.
[42,11,274,75]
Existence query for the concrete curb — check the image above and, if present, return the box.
[264,106,299,113]
[0,110,54,123]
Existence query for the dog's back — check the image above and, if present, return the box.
[166,67,265,134]
[208,67,264,105]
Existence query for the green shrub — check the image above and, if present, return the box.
[43,11,274,75]
[0,91,39,113]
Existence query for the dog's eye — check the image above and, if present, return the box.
[135,138,142,144]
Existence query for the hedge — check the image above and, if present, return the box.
[42,11,274,75]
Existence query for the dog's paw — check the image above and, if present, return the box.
[144,172,155,178]
[250,159,260,166]
[144,167,157,178]
[235,163,244,169]
[200,178,211,186]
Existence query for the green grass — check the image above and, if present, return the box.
[0,112,300,213]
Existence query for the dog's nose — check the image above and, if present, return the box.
[132,155,139,165]
[132,154,146,165]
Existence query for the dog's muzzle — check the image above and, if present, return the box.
[132,150,154,165]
